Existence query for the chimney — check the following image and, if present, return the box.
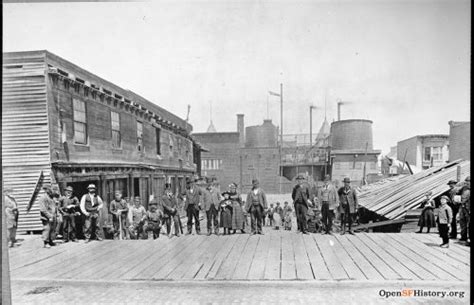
[237,114,245,147]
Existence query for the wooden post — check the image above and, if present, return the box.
[2,182,12,305]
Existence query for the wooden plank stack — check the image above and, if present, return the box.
[357,159,470,220]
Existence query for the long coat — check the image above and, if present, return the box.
[161,194,180,217]
[201,187,221,211]
[292,184,310,208]
[337,186,359,214]
[245,188,268,212]
[4,195,18,229]
[230,192,245,230]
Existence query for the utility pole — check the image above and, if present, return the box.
[280,83,283,194]
[309,105,317,181]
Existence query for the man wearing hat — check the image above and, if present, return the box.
[110,190,129,240]
[459,176,470,244]
[291,174,312,234]
[245,179,268,235]
[80,184,104,242]
[58,186,80,242]
[201,179,222,236]
[4,188,19,247]
[337,177,359,235]
[181,177,203,235]
[161,183,182,237]
[447,180,460,239]
[39,186,58,248]
[317,175,339,234]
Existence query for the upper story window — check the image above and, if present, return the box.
[137,121,143,151]
[156,128,161,155]
[424,146,443,161]
[73,99,87,144]
[111,111,121,148]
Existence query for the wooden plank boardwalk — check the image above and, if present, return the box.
[9,228,470,283]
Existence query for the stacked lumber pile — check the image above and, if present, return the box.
[357,159,470,220]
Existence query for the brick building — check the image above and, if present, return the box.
[2,50,201,233]
[448,121,470,161]
[397,134,449,170]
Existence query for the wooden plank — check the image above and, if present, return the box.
[263,233,281,280]
[411,233,470,264]
[151,236,205,279]
[96,239,161,280]
[44,240,124,279]
[280,233,297,279]
[201,235,239,280]
[231,233,259,280]
[331,235,366,280]
[312,234,348,280]
[214,234,249,280]
[120,236,187,280]
[354,233,416,280]
[169,235,219,280]
[336,235,384,281]
[366,234,437,280]
[247,234,271,280]
[301,233,330,280]
[14,241,113,279]
[420,233,471,255]
[180,235,225,280]
[386,233,469,281]
[292,234,314,280]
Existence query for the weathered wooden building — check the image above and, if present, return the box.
[2,50,202,233]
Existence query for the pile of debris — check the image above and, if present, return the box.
[357,159,470,220]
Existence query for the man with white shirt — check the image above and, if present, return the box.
[317,175,338,234]
[80,184,104,242]
[245,179,268,235]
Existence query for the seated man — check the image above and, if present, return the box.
[143,202,163,239]
[128,196,147,240]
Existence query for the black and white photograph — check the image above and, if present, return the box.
[2,0,470,304]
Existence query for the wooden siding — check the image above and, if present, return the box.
[2,55,52,233]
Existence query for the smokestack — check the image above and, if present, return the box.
[237,114,245,147]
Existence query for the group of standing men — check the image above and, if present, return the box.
[291,174,359,235]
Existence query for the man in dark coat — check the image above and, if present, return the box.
[338,177,359,235]
[58,186,80,242]
[39,186,58,248]
[245,179,268,235]
[292,174,312,234]
[459,176,470,245]
[161,183,181,237]
[181,177,202,235]
[447,180,460,239]
[201,179,221,235]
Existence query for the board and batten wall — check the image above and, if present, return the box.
[2,52,53,233]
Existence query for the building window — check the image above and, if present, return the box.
[156,128,161,155]
[137,121,143,151]
[169,135,174,155]
[432,147,442,161]
[202,159,221,170]
[73,99,87,144]
[424,147,431,161]
[111,111,121,148]
[334,162,340,170]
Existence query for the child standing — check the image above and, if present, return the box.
[128,196,147,240]
[436,195,453,248]
[283,201,293,230]
[417,191,436,233]
[219,192,233,235]
[274,202,284,230]
[267,203,275,227]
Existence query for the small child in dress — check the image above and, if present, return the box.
[274,202,283,230]
[283,201,293,230]
[219,192,233,235]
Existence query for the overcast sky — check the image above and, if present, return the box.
[3,0,470,154]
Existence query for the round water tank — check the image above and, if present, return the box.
[245,120,277,148]
[330,119,373,150]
